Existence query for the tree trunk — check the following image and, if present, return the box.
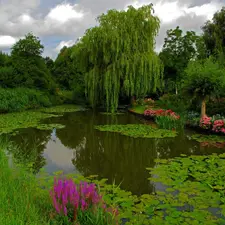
[175,85,178,95]
[201,98,206,118]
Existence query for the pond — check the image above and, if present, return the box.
[4,110,225,195]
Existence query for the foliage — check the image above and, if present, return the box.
[50,178,118,224]
[39,105,84,114]
[147,154,225,224]
[157,94,190,114]
[0,142,52,225]
[129,105,146,115]
[74,4,163,112]
[186,111,200,127]
[9,33,55,90]
[36,124,66,130]
[0,88,52,113]
[191,134,225,143]
[184,57,225,98]
[0,111,63,134]
[202,7,225,59]
[53,46,84,91]
[95,124,177,138]
[159,27,202,93]
[183,57,225,116]
[155,115,185,130]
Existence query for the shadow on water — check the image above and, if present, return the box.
[5,110,225,195]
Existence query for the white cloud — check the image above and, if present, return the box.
[46,3,84,23]
[55,40,75,52]
[19,14,34,23]
[0,35,17,48]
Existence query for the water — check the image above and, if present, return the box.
[6,110,225,195]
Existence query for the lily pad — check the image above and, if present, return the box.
[0,111,61,135]
[36,124,66,130]
[95,124,177,138]
[191,134,225,143]
[39,105,84,114]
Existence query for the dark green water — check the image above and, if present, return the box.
[7,111,225,195]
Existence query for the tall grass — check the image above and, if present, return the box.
[0,141,52,225]
[0,88,52,113]
[155,116,185,131]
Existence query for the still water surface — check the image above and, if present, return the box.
[7,110,225,195]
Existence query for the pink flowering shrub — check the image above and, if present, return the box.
[212,120,224,133]
[50,178,118,224]
[200,116,212,129]
[199,115,225,134]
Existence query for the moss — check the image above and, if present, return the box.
[95,124,177,138]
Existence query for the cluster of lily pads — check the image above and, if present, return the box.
[38,153,225,224]
[95,124,177,138]
[0,105,83,135]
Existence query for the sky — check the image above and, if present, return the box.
[0,0,224,59]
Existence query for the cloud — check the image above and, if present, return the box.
[0,0,223,58]
[0,35,17,48]
[46,3,84,23]
[55,40,75,52]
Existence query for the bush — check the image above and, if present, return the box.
[0,88,52,113]
[157,94,190,114]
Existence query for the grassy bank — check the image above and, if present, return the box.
[0,141,52,225]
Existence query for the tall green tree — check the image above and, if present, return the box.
[159,27,201,94]
[11,33,54,90]
[202,7,225,60]
[183,57,225,117]
[74,4,163,112]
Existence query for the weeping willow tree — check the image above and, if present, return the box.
[73,4,163,112]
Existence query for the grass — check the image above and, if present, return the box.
[95,124,177,138]
[0,141,52,225]
[129,105,146,114]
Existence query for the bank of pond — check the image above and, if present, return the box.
[1,104,225,224]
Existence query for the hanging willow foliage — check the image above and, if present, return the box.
[73,4,164,112]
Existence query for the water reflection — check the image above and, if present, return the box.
[5,110,225,195]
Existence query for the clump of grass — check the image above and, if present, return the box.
[155,116,185,131]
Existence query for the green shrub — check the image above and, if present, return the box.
[157,94,190,114]
[0,88,52,113]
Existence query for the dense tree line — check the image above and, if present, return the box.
[0,5,224,114]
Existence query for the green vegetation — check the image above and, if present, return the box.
[95,124,177,138]
[0,142,51,225]
[73,5,163,112]
[0,111,62,134]
[0,88,52,113]
[39,105,84,114]
[155,116,185,130]
[183,57,225,117]
[191,134,225,143]
[2,140,225,224]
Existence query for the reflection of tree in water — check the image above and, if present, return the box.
[8,128,51,174]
